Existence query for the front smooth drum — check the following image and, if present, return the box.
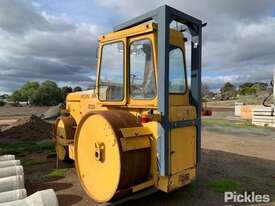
[74,111,150,202]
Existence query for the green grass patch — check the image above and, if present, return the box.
[185,183,197,193]
[269,182,275,187]
[46,168,69,178]
[206,179,241,193]
[0,141,55,155]
[22,159,48,166]
[202,119,254,129]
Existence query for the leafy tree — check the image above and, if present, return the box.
[252,83,267,93]
[239,82,254,89]
[73,86,82,92]
[61,86,73,102]
[202,84,211,97]
[239,82,268,95]
[9,90,23,103]
[221,82,236,93]
[239,82,254,95]
[20,81,40,102]
[32,80,62,106]
[9,80,84,106]
[220,82,237,99]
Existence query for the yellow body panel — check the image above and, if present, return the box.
[158,167,196,192]
[132,179,154,193]
[56,119,66,139]
[169,93,189,106]
[68,144,75,160]
[169,106,196,122]
[66,90,96,123]
[120,127,152,138]
[170,126,196,174]
[120,136,151,152]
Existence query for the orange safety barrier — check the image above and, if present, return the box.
[240,105,255,120]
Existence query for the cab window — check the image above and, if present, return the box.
[169,47,186,93]
[99,42,124,101]
[130,39,156,99]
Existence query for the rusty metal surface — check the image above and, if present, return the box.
[92,111,151,192]
[54,115,76,139]
[75,110,151,200]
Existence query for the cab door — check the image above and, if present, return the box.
[126,33,157,107]
[168,31,197,175]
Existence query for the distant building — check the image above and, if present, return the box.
[0,94,9,102]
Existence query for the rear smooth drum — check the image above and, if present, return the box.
[74,111,150,203]
[54,116,76,161]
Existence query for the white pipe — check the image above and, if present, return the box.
[0,166,24,178]
[0,189,27,203]
[0,161,21,169]
[0,156,15,162]
[0,189,59,206]
[0,176,24,193]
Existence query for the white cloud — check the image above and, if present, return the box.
[0,0,275,93]
[96,0,275,90]
[95,0,158,17]
[0,0,105,93]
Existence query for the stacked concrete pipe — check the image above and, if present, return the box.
[0,189,59,206]
[0,155,59,205]
[0,160,21,168]
[0,156,15,162]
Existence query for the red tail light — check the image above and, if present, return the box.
[140,114,150,123]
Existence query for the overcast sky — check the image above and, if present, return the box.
[0,0,275,93]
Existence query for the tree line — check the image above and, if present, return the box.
[9,80,82,106]
[5,80,270,106]
[202,81,269,100]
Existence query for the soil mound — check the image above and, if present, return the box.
[0,115,52,142]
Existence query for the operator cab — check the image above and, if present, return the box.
[96,23,189,108]
[96,22,198,184]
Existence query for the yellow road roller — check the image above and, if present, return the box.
[53,5,204,203]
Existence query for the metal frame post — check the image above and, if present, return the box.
[155,6,171,176]
[190,24,202,163]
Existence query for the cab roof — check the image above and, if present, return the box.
[99,22,157,43]
[99,22,185,45]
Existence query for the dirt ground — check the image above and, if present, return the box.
[19,127,275,206]
[0,105,274,206]
[202,129,275,161]
[0,105,48,120]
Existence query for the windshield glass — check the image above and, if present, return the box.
[99,42,124,101]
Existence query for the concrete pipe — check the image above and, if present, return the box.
[0,189,27,203]
[0,161,21,169]
[0,189,59,206]
[0,175,24,193]
[0,166,24,178]
[0,156,15,162]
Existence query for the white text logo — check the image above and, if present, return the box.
[224,191,271,203]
